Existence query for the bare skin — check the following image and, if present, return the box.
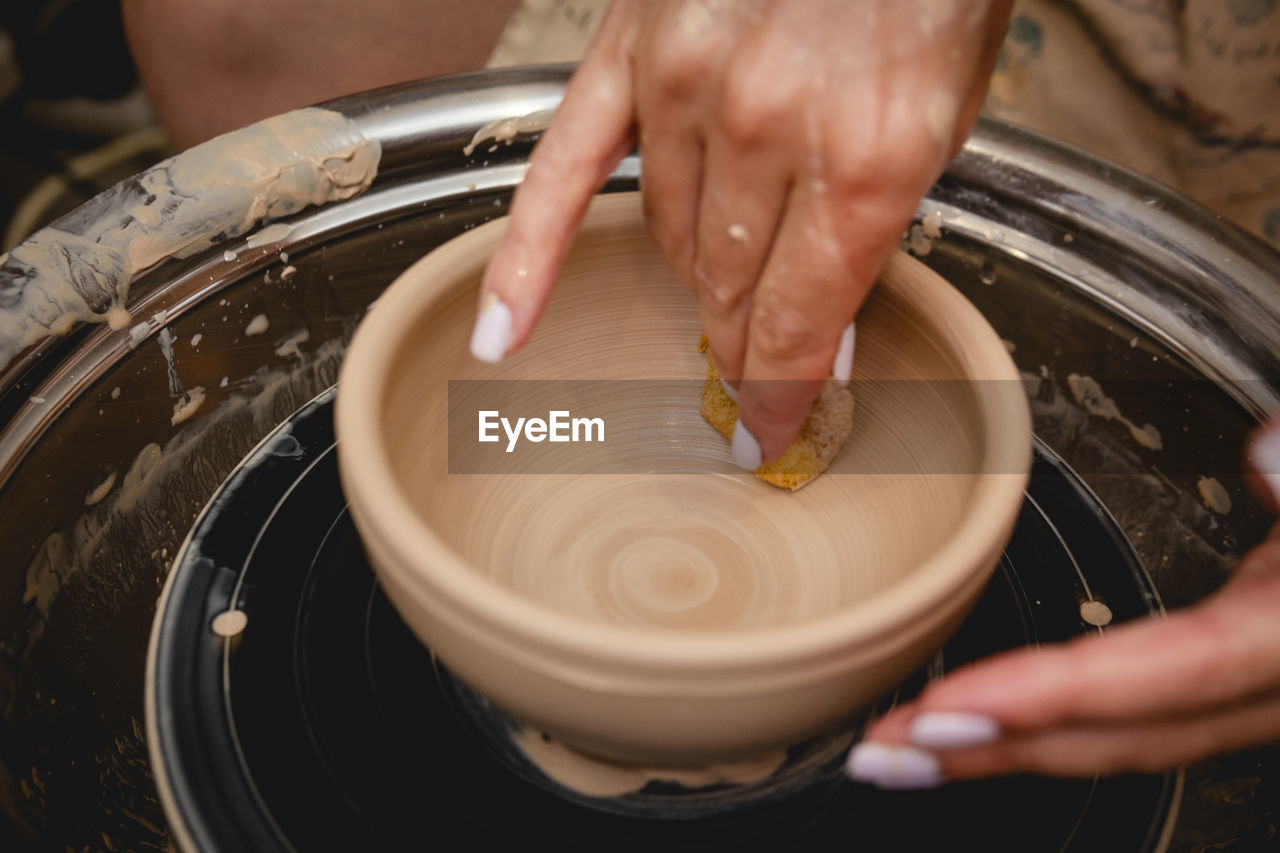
[862,456,1280,781]
[121,0,518,149]
[474,0,1011,463]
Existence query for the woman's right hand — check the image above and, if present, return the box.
[471,0,1011,466]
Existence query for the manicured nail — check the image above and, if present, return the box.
[833,322,856,386]
[1250,425,1280,506]
[712,355,740,403]
[845,743,944,790]
[909,712,1001,749]
[470,292,512,363]
[731,420,761,470]
[721,377,739,404]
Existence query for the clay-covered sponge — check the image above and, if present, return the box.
[698,335,855,490]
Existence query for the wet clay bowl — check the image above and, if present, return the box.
[335,191,1031,766]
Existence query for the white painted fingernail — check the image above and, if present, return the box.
[721,377,739,404]
[833,322,856,386]
[469,293,512,363]
[1250,425,1280,506]
[731,420,761,470]
[909,712,1001,749]
[712,355,740,403]
[845,743,944,790]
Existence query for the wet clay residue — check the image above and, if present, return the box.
[244,222,295,249]
[462,109,556,157]
[512,727,785,798]
[244,314,270,337]
[0,107,379,370]
[170,387,207,426]
[1197,476,1232,515]
[1078,599,1113,627]
[84,471,117,507]
[22,336,346,636]
[274,329,310,359]
[211,609,248,638]
[1067,374,1163,450]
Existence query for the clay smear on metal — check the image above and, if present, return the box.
[0,107,381,370]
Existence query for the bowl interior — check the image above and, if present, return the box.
[361,193,1011,635]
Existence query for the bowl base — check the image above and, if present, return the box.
[441,665,857,817]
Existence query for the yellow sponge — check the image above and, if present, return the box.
[698,335,854,490]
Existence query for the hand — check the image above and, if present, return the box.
[470,0,1012,465]
[845,425,1280,789]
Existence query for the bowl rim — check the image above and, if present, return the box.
[335,191,1031,674]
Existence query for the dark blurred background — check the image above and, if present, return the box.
[0,0,170,249]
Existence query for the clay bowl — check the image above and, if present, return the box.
[335,191,1031,766]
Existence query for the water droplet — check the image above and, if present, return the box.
[979,261,997,285]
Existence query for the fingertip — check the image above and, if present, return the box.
[833,322,856,386]
[469,291,512,363]
[731,419,762,470]
[909,712,1002,750]
[744,418,802,465]
[756,427,804,465]
[477,241,545,355]
[845,743,945,790]
[736,381,821,463]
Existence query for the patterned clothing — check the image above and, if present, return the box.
[489,0,1280,242]
[2,1,1277,245]
[987,0,1280,243]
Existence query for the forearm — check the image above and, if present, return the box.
[122,0,519,148]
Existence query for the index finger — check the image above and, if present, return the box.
[867,546,1280,744]
[470,6,637,362]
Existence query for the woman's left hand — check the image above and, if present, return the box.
[848,429,1280,789]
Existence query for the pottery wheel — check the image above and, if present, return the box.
[148,389,1177,852]
[3,71,1276,850]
